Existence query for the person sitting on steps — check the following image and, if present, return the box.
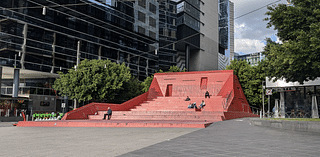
[199,100,206,109]
[102,107,112,120]
[185,96,191,101]
[205,91,210,98]
[188,102,197,109]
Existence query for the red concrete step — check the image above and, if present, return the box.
[16,120,213,128]
[89,116,222,122]
[88,111,224,121]
[112,111,224,115]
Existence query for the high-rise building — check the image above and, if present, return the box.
[157,0,177,71]
[218,0,234,70]
[174,0,233,71]
[0,0,159,81]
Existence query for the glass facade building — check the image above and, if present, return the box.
[0,0,159,81]
[219,0,234,57]
[157,0,177,71]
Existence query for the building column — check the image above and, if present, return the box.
[12,69,20,98]
[280,91,286,118]
[98,46,102,60]
[20,23,28,69]
[146,59,148,77]
[0,66,2,98]
[312,95,319,118]
[186,45,190,71]
[274,99,279,118]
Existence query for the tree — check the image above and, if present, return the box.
[114,76,143,103]
[226,60,267,107]
[140,66,185,92]
[53,59,131,102]
[263,0,320,84]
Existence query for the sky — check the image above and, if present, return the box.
[232,0,288,54]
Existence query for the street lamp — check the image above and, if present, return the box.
[262,81,265,118]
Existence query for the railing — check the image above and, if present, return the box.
[222,90,234,109]
[250,106,261,116]
[1,86,56,96]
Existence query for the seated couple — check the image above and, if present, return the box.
[188,100,205,109]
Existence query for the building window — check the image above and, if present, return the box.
[163,28,168,36]
[138,11,146,23]
[149,17,156,28]
[149,3,157,14]
[173,19,175,26]
[171,30,176,38]
[149,31,156,39]
[138,26,145,35]
[138,0,146,8]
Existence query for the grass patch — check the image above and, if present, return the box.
[263,118,320,121]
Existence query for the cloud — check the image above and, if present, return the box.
[235,39,265,54]
[231,0,287,54]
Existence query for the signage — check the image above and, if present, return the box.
[266,89,272,95]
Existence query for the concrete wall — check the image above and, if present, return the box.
[251,119,320,133]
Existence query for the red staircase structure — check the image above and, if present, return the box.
[17,70,258,128]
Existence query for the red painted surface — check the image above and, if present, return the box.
[16,120,212,128]
[21,70,259,128]
[62,92,150,120]
[165,84,173,97]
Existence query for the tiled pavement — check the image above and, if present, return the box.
[119,118,320,157]
[1,118,319,157]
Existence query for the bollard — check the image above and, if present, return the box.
[26,115,29,121]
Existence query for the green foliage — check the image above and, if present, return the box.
[226,60,267,107]
[114,77,143,103]
[53,59,131,102]
[264,0,320,84]
[140,66,185,93]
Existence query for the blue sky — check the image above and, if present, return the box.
[232,0,288,54]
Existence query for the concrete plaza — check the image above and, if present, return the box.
[1,118,319,157]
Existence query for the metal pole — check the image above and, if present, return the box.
[262,81,264,118]
[74,41,81,109]
[268,95,270,118]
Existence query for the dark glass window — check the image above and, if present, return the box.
[138,11,146,23]
[149,17,156,28]
[138,0,146,8]
[149,3,157,14]
[149,31,156,39]
[138,26,145,35]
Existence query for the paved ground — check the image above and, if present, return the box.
[1,118,320,157]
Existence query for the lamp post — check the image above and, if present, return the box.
[73,40,81,109]
[262,81,265,118]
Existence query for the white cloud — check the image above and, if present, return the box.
[235,39,265,54]
[231,0,288,54]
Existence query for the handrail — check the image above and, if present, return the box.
[222,90,234,109]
